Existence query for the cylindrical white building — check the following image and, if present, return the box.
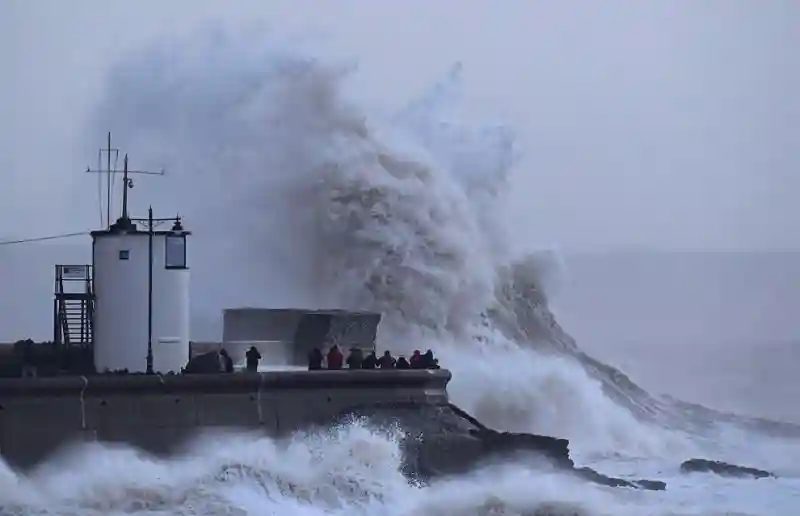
[91,217,190,373]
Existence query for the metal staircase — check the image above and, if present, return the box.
[54,265,94,349]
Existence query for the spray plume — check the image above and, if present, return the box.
[91,29,678,454]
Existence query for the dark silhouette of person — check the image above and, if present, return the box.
[396,356,410,369]
[346,347,364,369]
[422,349,438,369]
[327,345,344,370]
[409,349,423,369]
[245,346,262,372]
[219,348,234,373]
[308,347,324,370]
[362,350,377,369]
[378,350,396,369]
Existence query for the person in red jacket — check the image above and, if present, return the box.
[326,345,344,370]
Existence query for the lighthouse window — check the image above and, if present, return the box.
[165,234,186,269]
[118,250,130,260]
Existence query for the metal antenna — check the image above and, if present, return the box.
[86,135,165,226]
[122,155,131,220]
[117,153,164,224]
[86,132,119,228]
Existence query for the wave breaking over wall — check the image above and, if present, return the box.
[85,29,794,459]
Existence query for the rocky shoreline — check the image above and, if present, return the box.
[339,402,667,491]
[344,402,781,491]
[680,458,775,479]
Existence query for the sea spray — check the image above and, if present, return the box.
[91,29,667,458]
[2,426,624,516]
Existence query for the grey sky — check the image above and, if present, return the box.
[3,0,798,251]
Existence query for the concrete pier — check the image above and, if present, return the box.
[0,370,450,470]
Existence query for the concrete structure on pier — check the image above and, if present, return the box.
[222,308,380,366]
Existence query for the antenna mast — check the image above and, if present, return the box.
[86,134,165,227]
[122,155,131,221]
[86,132,119,228]
[104,132,113,228]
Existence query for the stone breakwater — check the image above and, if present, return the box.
[0,371,664,490]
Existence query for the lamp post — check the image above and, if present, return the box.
[131,207,183,374]
[146,207,154,374]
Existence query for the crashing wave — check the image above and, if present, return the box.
[86,29,798,447]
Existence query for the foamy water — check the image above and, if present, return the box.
[2,28,798,515]
[2,425,799,516]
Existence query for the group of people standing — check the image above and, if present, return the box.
[210,345,441,373]
[307,346,440,371]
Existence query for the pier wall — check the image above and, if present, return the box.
[0,370,450,470]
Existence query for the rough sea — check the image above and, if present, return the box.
[2,30,799,515]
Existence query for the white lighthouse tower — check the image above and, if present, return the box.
[90,153,190,374]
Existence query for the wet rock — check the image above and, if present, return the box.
[573,467,666,490]
[630,479,668,490]
[470,428,574,469]
[341,402,667,491]
[445,405,665,490]
[680,458,775,479]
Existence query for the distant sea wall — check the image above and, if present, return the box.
[0,370,450,470]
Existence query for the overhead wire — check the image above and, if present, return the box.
[0,232,90,246]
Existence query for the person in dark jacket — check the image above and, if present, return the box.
[327,345,344,370]
[409,349,423,369]
[396,355,410,369]
[378,350,396,369]
[362,350,377,369]
[346,347,363,369]
[245,346,262,372]
[422,349,437,369]
[308,347,324,370]
[219,349,234,373]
